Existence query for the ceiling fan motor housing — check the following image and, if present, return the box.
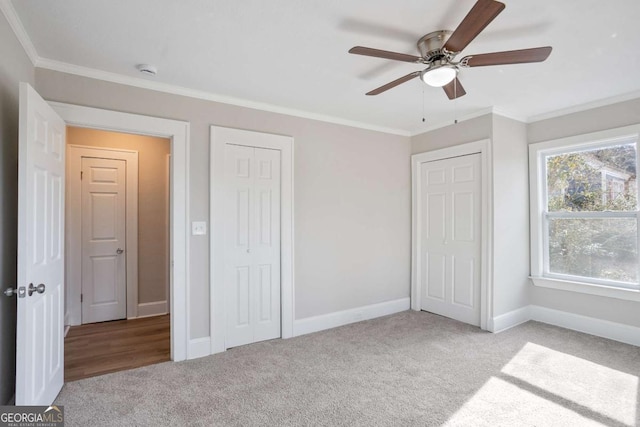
[417,30,453,62]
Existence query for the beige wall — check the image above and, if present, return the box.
[527,98,640,328]
[35,69,412,339]
[66,127,170,305]
[491,115,530,315]
[0,11,35,404]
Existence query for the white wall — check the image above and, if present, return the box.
[34,69,412,339]
[0,10,34,404]
[527,98,640,328]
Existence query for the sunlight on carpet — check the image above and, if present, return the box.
[444,377,607,426]
[445,342,638,427]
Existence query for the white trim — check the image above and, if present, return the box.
[528,91,640,123]
[490,304,640,348]
[530,305,640,347]
[411,139,493,330]
[293,298,410,337]
[66,145,139,325]
[50,101,190,362]
[188,337,211,360]
[210,126,294,355]
[531,277,640,302]
[529,124,640,299]
[165,154,171,314]
[136,301,168,318]
[490,306,531,333]
[0,0,38,65]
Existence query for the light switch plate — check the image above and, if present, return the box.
[192,221,207,236]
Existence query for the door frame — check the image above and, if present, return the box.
[50,101,190,361]
[66,145,139,324]
[210,126,294,354]
[411,139,493,330]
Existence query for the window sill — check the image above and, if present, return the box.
[530,276,640,302]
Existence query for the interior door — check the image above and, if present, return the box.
[81,157,127,323]
[16,82,65,405]
[224,144,281,348]
[420,153,481,326]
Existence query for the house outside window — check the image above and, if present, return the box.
[529,125,640,301]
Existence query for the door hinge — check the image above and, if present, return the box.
[80,293,83,303]
[80,170,83,180]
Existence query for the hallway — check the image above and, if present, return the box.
[64,315,170,382]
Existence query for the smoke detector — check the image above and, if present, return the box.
[136,64,157,76]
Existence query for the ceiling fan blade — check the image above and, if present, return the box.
[461,46,552,67]
[442,78,467,100]
[349,46,422,63]
[366,71,421,96]
[443,0,505,53]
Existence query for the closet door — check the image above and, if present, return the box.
[420,153,481,326]
[224,144,281,348]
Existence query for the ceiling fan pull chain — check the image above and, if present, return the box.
[422,84,426,123]
[454,79,458,124]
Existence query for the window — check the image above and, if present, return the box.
[529,125,640,300]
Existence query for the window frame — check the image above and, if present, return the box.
[529,124,640,302]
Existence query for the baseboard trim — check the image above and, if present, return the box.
[188,337,211,360]
[530,305,640,347]
[490,306,531,333]
[491,304,640,347]
[136,301,168,318]
[293,297,410,337]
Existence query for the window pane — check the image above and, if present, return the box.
[548,217,638,283]
[546,143,637,212]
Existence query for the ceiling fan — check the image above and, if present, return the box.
[348,0,552,98]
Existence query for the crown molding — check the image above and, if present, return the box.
[0,0,38,65]
[527,90,640,123]
[36,57,410,137]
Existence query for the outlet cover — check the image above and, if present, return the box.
[192,221,207,236]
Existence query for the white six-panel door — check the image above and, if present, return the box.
[420,153,481,326]
[224,144,281,348]
[81,157,127,323]
[16,83,65,405]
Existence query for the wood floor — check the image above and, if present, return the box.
[64,314,170,382]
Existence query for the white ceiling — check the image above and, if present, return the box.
[7,0,640,134]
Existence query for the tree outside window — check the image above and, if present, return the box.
[544,143,638,285]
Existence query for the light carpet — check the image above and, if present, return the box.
[55,311,640,426]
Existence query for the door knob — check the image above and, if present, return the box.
[116,248,124,254]
[28,283,45,296]
[3,287,15,297]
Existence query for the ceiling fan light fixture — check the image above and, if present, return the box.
[420,64,457,87]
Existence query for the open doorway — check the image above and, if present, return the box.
[64,127,171,381]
